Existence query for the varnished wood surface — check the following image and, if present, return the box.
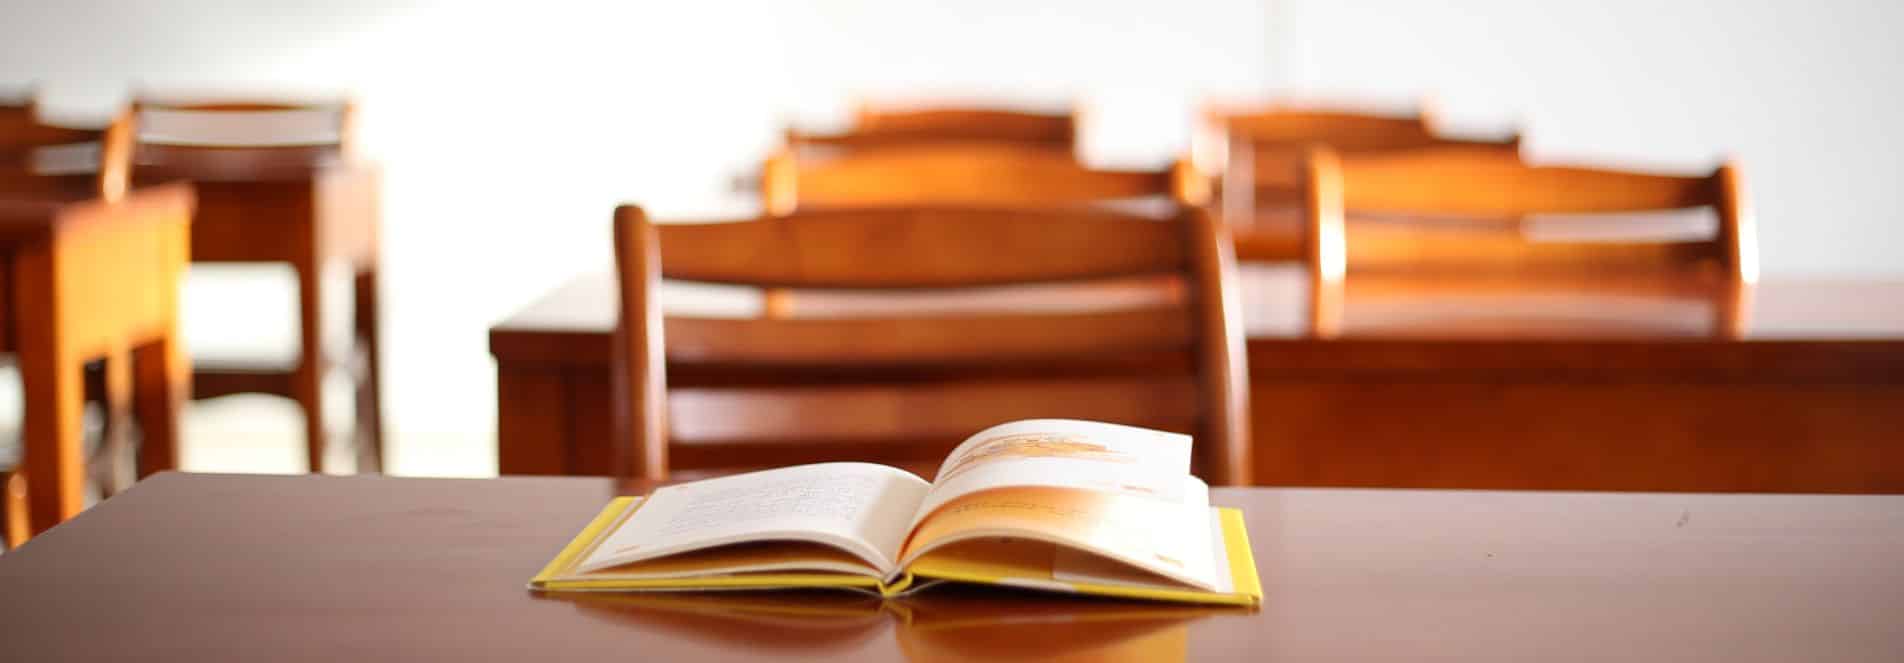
[613,205,1250,484]
[762,143,1197,214]
[491,268,1904,490]
[1,100,132,201]
[1302,148,1756,296]
[1,472,1900,661]
[493,268,1904,362]
[790,106,1076,151]
[0,183,193,541]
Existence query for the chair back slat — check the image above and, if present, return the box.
[1220,109,1435,148]
[766,144,1174,212]
[133,98,352,148]
[1242,140,1520,193]
[852,107,1074,145]
[665,306,1193,366]
[1341,214,1728,276]
[788,106,1075,153]
[1341,149,1719,216]
[655,206,1189,288]
[669,377,1199,453]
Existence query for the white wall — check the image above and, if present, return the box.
[0,1,1271,469]
[1274,0,1904,277]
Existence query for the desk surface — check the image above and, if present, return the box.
[491,268,1904,379]
[496,267,1904,337]
[0,472,1899,661]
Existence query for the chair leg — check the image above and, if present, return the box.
[18,325,86,538]
[353,268,384,474]
[2,471,26,549]
[17,243,86,536]
[133,334,188,478]
[94,347,136,496]
[295,258,327,474]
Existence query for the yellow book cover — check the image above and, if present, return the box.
[528,419,1263,606]
[545,588,1247,661]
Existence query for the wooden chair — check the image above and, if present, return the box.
[130,97,383,474]
[2,100,156,548]
[1197,104,1520,260]
[1302,146,1758,338]
[756,142,1207,315]
[1,182,194,544]
[788,105,1076,152]
[612,204,1252,486]
[761,142,1205,215]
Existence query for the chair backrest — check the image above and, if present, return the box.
[613,204,1252,485]
[127,97,356,183]
[788,106,1076,152]
[0,100,134,201]
[1198,105,1521,261]
[1302,146,1757,335]
[133,97,354,148]
[761,142,1205,214]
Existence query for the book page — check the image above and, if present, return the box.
[1052,506,1231,594]
[907,419,1192,531]
[898,476,1218,591]
[576,463,931,574]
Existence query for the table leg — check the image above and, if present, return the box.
[1,471,24,547]
[97,347,134,495]
[496,365,571,475]
[295,256,327,474]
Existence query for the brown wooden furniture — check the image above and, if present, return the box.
[3,472,1901,660]
[788,105,1076,152]
[1197,105,1520,260]
[0,183,193,544]
[131,98,383,474]
[493,269,1904,492]
[1304,147,1756,338]
[612,204,1251,485]
[756,142,1205,316]
[3,99,145,495]
[762,142,1204,214]
[0,99,133,201]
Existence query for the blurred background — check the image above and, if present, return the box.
[3,0,1899,478]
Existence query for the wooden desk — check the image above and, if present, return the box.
[0,184,193,540]
[490,268,1904,491]
[0,472,1899,661]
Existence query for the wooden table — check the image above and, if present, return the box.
[490,268,1904,492]
[1,472,1899,661]
[1,183,193,540]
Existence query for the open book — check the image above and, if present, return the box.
[530,419,1262,606]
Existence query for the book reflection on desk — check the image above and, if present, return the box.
[554,589,1238,663]
[531,419,1263,605]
